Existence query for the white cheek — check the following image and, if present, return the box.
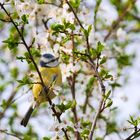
[46,61,58,67]
[40,57,48,63]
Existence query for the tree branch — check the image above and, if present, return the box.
[69,31,82,140]
[94,0,102,31]
[125,128,140,140]
[104,0,136,42]
[0,129,23,140]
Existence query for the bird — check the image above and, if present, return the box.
[21,53,62,127]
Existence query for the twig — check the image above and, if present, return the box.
[94,0,102,31]
[69,31,82,140]
[45,2,62,7]
[65,0,84,29]
[125,128,140,140]
[0,129,23,140]
[104,0,136,42]
[83,87,93,114]
[0,87,17,119]
[0,18,11,22]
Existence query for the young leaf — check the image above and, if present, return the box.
[70,0,81,8]
[96,41,104,54]
[37,0,45,4]
[100,56,107,65]
[21,14,29,24]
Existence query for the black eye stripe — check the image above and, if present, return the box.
[45,57,59,64]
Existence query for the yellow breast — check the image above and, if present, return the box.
[32,66,62,104]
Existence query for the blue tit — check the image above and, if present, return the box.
[21,53,62,127]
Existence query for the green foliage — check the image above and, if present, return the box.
[110,82,122,89]
[85,76,95,93]
[103,90,113,109]
[37,0,45,4]
[17,75,32,87]
[22,126,39,140]
[1,99,8,109]
[3,35,18,50]
[10,67,19,79]
[96,41,104,54]
[61,51,70,64]
[106,121,117,134]
[83,25,92,37]
[100,56,107,65]
[51,21,75,36]
[21,14,29,24]
[43,137,51,140]
[0,84,6,92]
[128,115,140,127]
[81,128,90,139]
[81,119,91,128]
[3,26,20,51]
[99,68,113,80]
[95,138,103,140]
[17,48,40,63]
[70,0,81,8]
[133,132,140,139]
[74,49,88,61]
[117,54,133,68]
[56,100,76,113]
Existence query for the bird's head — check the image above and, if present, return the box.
[40,53,59,68]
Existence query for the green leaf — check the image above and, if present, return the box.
[87,25,92,34]
[61,51,70,64]
[96,41,104,54]
[81,119,91,127]
[127,115,140,126]
[51,23,64,32]
[17,76,32,87]
[110,82,122,88]
[0,99,8,109]
[81,128,90,138]
[106,100,113,108]
[63,20,75,30]
[21,14,29,24]
[74,50,88,61]
[43,137,51,140]
[3,36,18,50]
[0,84,6,92]
[56,100,76,112]
[104,90,111,100]
[16,56,26,62]
[117,54,132,68]
[133,132,140,139]
[65,100,76,110]
[99,68,113,80]
[67,126,74,133]
[70,0,81,8]
[86,77,95,93]
[100,56,107,64]
[10,67,19,79]
[83,25,92,37]
[30,48,41,57]
[106,121,117,134]
[95,137,104,140]
[89,48,97,59]
[37,0,45,4]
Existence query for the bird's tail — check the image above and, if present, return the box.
[21,103,36,127]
